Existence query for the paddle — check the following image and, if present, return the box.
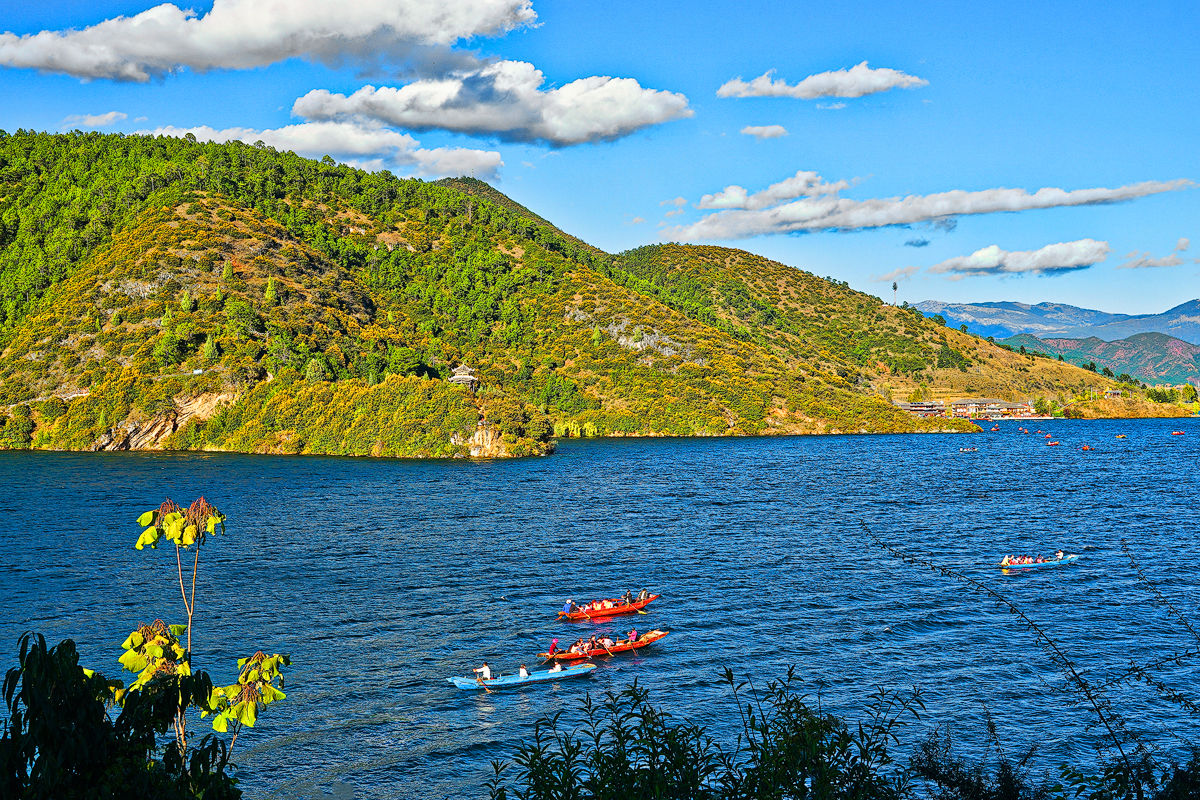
[475,672,492,694]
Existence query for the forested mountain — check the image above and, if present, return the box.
[0,131,1148,457]
[1003,332,1200,387]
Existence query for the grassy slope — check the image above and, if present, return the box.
[611,244,1129,406]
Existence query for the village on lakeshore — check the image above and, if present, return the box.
[896,392,1127,420]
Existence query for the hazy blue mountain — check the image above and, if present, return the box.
[917,299,1200,343]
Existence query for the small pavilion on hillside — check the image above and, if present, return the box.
[448,365,478,391]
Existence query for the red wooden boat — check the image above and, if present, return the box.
[539,629,669,661]
[558,594,659,621]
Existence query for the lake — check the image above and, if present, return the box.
[1,417,1197,798]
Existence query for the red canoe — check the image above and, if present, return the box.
[558,594,659,621]
[539,629,669,661]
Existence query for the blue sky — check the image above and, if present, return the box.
[2,0,1196,313]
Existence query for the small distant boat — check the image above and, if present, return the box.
[1046,441,1060,446]
[1172,431,1185,436]
[1000,554,1080,571]
[990,425,1000,432]
[559,594,659,620]
[448,662,597,690]
[540,629,670,661]
[1080,445,1093,451]
[1044,433,1052,438]
[959,447,978,452]
[1115,434,1127,439]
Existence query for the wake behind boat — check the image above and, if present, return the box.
[447,662,597,690]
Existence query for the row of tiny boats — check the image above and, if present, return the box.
[448,592,667,690]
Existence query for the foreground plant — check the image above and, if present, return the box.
[0,497,291,799]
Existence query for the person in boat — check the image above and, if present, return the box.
[519,664,530,679]
[599,636,615,649]
[627,628,638,644]
[562,599,576,615]
[637,588,649,602]
[549,662,563,672]
[474,662,493,682]
[1000,555,1012,566]
[1054,549,1065,560]
[548,638,559,656]
[570,639,585,654]
[1035,555,1044,563]
[587,636,599,652]
[621,590,633,604]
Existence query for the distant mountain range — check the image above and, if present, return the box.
[916,299,1200,344]
[1002,332,1200,386]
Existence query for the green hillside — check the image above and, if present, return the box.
[0,130,1166,457]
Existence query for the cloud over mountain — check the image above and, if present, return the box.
[148,121,502,179]
[293,60,692,146]
[1116,237,1192,269]
[665,170,1194,240]
[927,239,1112,280]
[0,0,536,81]
[717,62,927,99]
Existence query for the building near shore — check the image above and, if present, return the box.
[949,398,1034,419]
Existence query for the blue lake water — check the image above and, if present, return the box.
[1,417,1198,798]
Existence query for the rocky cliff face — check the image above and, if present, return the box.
[90,392,235,451]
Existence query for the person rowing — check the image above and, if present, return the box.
[519,664,530,679]
[474,662,493,683]
[1055,549,1065,560]
[562,599,577,615]
[547,638,559,657]
[627,628,638,644]
[621,590,633,605]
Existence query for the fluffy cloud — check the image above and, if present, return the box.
[665,170,1194,240]
[147,121,502,179]
[871,265,919,283]
[0,0,536,81]
[62,111,127,128]
[1116,237,1192,269]
[927,239,1112,280]
[740,124,787,139]
[717,62,927,100]
[293,60,691,146]
[696,169,852,211]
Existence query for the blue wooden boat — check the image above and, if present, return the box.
[447,662,597,690]
[1000,554,1080,571]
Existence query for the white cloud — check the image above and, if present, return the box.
[816,102,847,110]
[927,239,1111,280]
[293,60,691,146]
[665,170,1194,240]
[871,265,919,283]
[740,124,787,139]
[62,110,127,128]
[146,121,502,179]
[696,169,851,211]
[1115,237,1193,269]
[717,62,927,100]
[660,196,687,207]
[629,216,646,225]
[0,0,536,81]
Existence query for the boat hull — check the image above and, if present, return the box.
[447,662,597,689]
[539,629,669,661]
[1000,554,1079,571]
[559,594,659,621]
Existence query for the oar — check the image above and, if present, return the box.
[475,673,492,694]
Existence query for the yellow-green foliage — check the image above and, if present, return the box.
[171,373,481,457]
